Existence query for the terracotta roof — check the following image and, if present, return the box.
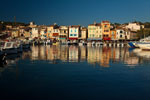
[102,21,110,23]
[88,23,101,26]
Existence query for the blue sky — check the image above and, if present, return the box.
[1,0,150,26]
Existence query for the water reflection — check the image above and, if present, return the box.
[20,45,150,67]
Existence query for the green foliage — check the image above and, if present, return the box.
[137,29,150,39]
[0,21,28,26]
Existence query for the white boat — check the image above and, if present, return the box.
[137,42,150,50]
[128,36,150,48]
[2,42,18,54]
[136,36,150,50]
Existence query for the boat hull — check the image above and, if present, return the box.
[3,48,18,54]
[128,42,139,48]
[137,43,150,50]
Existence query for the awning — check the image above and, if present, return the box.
[103,37,111,41]
[53,33,59,37]
[69,38,78,40]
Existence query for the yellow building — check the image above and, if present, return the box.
[101,21,111,40]
[11,30,19,38]
[88,22,102,41]
[47,25,54,39]
[80,27,87,40]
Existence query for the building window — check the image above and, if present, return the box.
[112,31,114,35]
[74,34,77,36]
[104,30,109,32]
[70,34,73,36]
[120,35,122,38]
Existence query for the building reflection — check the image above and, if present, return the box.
[21,45,145,67]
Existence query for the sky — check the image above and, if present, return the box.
[1,0,150,26]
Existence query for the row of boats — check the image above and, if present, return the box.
[128,36,150,50]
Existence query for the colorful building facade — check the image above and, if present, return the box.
[69,25,80,41]
[88,22,102,41]
[101,21,111,40]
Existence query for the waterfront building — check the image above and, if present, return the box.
[59,26,68,42]
[80,27,88,41]
[88,22,102,41]
[31,27,40,39]
[24,31,31,39]
[40,28,47,40]
[47,24,59,40]
[18,28,25,37]
[23,27,32,39]
[116,28,127,40]
[116,27,133,40]
[11,30,19,38]
[47,26,53,39]
[69,25,81,42]
[101,21,111,40]
[53,27,60,40]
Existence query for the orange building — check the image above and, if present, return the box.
[101,21,111,40]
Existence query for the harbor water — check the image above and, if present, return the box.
[0,45,150,100]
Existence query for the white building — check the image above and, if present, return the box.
[126,23,143,31]
[116,29,127,40]
[31,27,40,39]
[69,25,80,41]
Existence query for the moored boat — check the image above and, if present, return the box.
[137,42,150,50]
[2,42,18,54]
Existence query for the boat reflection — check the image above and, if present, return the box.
[21,45,150,67]
[133,48,150,59]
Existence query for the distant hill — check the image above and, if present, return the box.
[0,21,28,26]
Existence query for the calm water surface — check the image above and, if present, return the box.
[1,45,150,100]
